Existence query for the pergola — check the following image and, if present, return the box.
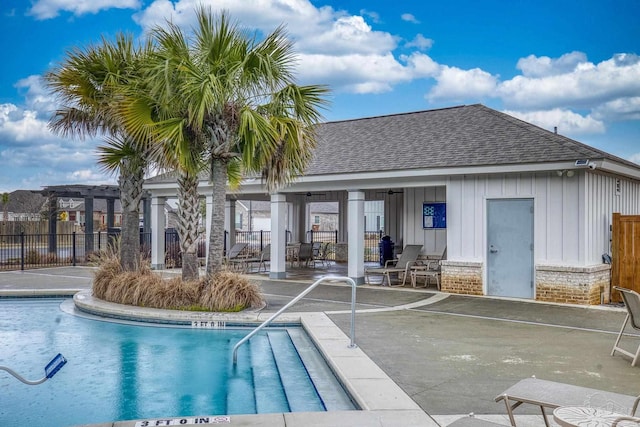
[39,185,124,254]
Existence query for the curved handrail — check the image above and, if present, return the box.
[232,276,357,365]
[0,353,67,385]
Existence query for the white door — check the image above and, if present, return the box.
[487,199,534,298]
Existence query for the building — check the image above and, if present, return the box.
[144,104,640,304]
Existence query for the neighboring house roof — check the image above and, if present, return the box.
[58,198,123,213]
[308,104,637,175]
[235,200,338,214]
[3,190,47,214]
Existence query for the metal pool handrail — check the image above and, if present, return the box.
[232,276,357,365]
[0,353,67,385]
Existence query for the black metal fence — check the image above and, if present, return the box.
[1,228,383,270]
[2,231,105,270]
[233,230,272,257]
[365,230,384,262]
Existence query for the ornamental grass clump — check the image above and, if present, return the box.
[199,271,265,312]
[91,242,264,312]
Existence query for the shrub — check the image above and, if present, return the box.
[43,253,58,264]
[25,249,40,264]
[199,271,265,312]
[92,242,263,312]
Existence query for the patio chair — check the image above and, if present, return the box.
[312,242,333,267]
[244,244,271,273]
[365,244,423,286]
[224,243,249,270]
[411,246,447,289]
[312,242,322,260]
[295,242,314,267]
[495,376,640,427]
[611,286,640,367]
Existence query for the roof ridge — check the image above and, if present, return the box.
[323,104,470,125]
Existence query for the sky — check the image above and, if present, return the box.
[1,0,639,193]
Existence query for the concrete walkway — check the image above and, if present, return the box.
[1,267,639,427]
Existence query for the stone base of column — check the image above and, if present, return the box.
[151,263,165,270]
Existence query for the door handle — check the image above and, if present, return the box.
[489,245,498,253]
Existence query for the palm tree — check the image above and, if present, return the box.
[97,136,148,270]
[127,7,329,277]
[1,192,9,222]
[46,34,153,271]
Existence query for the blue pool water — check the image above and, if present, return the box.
[0,299,352,427]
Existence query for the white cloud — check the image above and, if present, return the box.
[503,109,606,135]
[300,15,398,55]
[0,104,53,143]
[592,97,640,121]
[516,51,587,77]
[15,75,58,113]
[403,52,440,78]
[28,0,141,20]
[405,34,433,51]
[67,169,112,183]
[427,66,498,101]
[499,53,640,110]
[297,53,411,93]
[133,0,337,40]
[359,9,380,24]
[401,13,419,24]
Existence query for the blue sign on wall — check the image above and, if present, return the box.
[423,203,446,229]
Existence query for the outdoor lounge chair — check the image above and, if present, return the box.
[447,415,509,427]
[611,286,640,367]
[365,244,423,286]
[295,242,314,267]
[243,244,271,273]
[410,246,446,289]
[224,243,249,270]
[495,377,640,427]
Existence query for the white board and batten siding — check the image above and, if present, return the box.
[403,171,640,268]
[404,186,447,256]
[585,172,640,263]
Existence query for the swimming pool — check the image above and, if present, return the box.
[0,298,354,427]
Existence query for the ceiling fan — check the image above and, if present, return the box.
[295,191,327,197]
[376,189,404,195]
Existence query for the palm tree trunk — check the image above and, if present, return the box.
[119,161,143,271]
[177,172,201,281]
[206,158,227,276]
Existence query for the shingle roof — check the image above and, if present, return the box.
[144,104,639,186]
[3,190,47,214]
[306,104,635,175]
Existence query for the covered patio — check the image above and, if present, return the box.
[143,104,640,304]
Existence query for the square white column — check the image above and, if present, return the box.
[348,190,365,284]
[150,197,166,269]
[270,193,287,279]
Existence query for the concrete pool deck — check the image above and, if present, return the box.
[1,267,639,427]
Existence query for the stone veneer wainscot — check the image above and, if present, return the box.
[440,261,483,296]
[441,261,610,305]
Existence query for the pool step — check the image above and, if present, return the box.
[267,330,325,412]
[225,338,257,415]
[287,328,356,411]
[248,333,290,413]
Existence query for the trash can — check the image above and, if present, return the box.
[379,235,394,265]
